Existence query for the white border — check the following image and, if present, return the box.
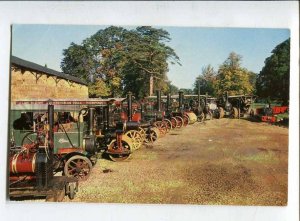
[0,1,298,221]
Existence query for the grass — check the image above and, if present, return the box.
[237,151,278,164]
[146,180,184,191]
[133,151,158,160]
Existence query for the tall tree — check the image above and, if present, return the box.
[256,38,290,104]
[193,64,216,96]
[61,26,180,98]
[214,52,254,96]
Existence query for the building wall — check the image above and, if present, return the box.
[11,66,89,101]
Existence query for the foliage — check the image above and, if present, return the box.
[256,38,290,104]
[179,88,194,95]
[193,65,216,96]
[167,82,179,95]
[88,79,111,97]
[214,52,255,96]
[61,26,180,98]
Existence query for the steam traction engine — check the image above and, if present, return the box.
[217,92,255,119]
[111,92,162,144]
[165,91,197,127]
[9,105,78,201]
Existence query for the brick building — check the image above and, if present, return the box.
[10,56,88,101]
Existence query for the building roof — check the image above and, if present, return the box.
[11,56,87,86]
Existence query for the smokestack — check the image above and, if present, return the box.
[103,106,109,131]
[47,104,54,148]
[225,91,229,102]
[88,108,95,135]
[179,91,184,110]
[166,93,171,113]
[127,92,133,121]
[156,90,161,112]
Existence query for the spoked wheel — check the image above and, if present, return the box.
[145,127,160,143]
[21,132,45,152]
[197,113,205,122]
[138,127,146,143]
[232,107,239,119]
[162,119,172,133]
[66,182,77,200]
[175,116,184,128]
[153,121,168,136]
[205,111,213,120]
[21,132,37,146]
[125,130,143,150]
[182,115,189,126]
[170,117,178,129]
[64,155,93,181]
[107,136,132,162]
[218,107,225,119]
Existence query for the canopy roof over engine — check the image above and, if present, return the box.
[11,98,126,111]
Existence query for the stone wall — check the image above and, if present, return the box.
[11,66,89,101]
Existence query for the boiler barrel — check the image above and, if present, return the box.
[9,153,36,174]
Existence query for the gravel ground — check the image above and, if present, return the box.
[64,118,288,205]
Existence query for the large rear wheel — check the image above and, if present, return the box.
[170,117,178,129]
[64,155,93,181]
[125,130,143,150]
[145,127,160,143]
[218,107,225,119]
[232,107,239,119]
[153,121,168,136]
[175,116,184,128]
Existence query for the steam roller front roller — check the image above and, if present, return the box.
[107,135,133,162]
[125,130,144,150]
[185,112,197,124]
[145,127,160,143]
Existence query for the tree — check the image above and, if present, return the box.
[61,26,180,98]
[179,88,194,95]
[167,82,179,95]
[256,38,290,104]
[61,26,127,97]
[214,52,254,96]
[193,65,216,96]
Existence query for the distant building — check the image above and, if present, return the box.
[10,56,88,101]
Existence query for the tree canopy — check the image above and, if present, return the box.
[193,65,216,96]
[61,26,180,98]
[214,52,255,96]
[256,38,290,104]
[192,53,255,97]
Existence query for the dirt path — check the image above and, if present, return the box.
[65,119,288,205]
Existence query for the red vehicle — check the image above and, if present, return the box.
[255,104,289,123]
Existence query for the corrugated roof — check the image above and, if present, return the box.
[11,56,87,86]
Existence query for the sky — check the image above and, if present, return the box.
[12,25,290,89]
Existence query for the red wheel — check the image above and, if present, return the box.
[175,116,184,128]
[64,155,92,181]
[170,117,178,129]
[183,115,189,126]
[153,121,167,136]
[162,119,172,133]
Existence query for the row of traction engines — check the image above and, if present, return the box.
[8,90,256,201]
